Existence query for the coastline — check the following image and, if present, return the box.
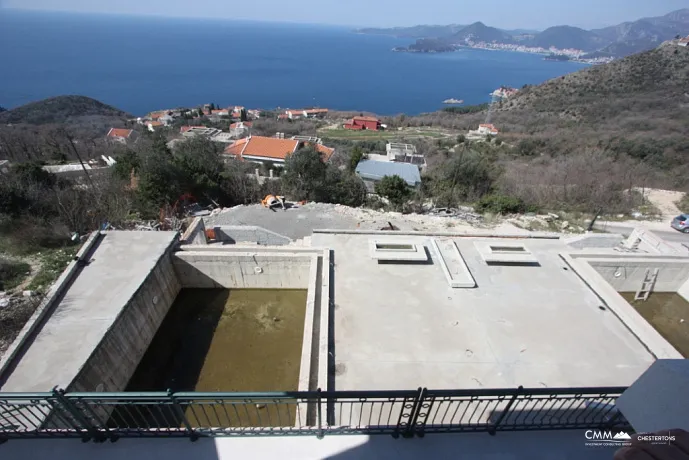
[394,44,601,64]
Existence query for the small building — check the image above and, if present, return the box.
[229,121,253,138]
[355,159,421,193]
[367,143,425,167]
[280,108,329,120]
[210,132,235,144]
[223,135,334,167]
[106,128,137,144]
[146,121,164,132]
[467,123,499,140]
[180,126,205,134]
[182,127,222,138]
[678,36,689,47]
[344,116,381,131]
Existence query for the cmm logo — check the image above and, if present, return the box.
[585,430,632,442]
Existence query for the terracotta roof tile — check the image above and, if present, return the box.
[107,128,133,138]
[353,116,380,122]
[315,143,335,161]
[239,136,299,160]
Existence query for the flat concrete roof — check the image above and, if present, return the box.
[0,231,177,392]
[312,233,656,390]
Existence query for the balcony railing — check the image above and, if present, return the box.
[0,386,630,443]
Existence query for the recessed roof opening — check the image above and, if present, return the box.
[369,240,428,262]
[375,243,415,251]
[475,241,539,265]
[490,245,527,253]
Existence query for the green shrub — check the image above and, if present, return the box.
[0,258,31,291]
[475,194,527,214]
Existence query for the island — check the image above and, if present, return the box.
[394,38,456,53]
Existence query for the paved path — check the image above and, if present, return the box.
[595,221,689,244]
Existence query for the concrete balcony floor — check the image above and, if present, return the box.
[2,430,616,460]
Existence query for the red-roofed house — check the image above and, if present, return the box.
[147,121,163,132]
[467,123,499,140]
[478,123,499,135]
[106,128,138,144]
[679,36,689,47]
[344,116,381,131]
[223,135,335,166]
[280,108,329,120]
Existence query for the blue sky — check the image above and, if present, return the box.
[2,0,687,29]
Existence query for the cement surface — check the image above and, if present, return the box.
[312,233,656,390]
[0,232,178,392]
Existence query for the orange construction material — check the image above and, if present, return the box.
[205,228,216,240]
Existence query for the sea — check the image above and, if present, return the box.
[0,10,587,116]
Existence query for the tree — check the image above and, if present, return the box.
[375,175,411,208]
[112,150,140,181]
[326,168,367,207]
[0,106,6,113]
[281,147,328,201]
[209,103,216,111]
[349,146,365,172]
[240,109,248,122]
[456,134,466,144]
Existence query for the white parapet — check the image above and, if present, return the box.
[430,239,476,288]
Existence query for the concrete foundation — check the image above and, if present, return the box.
[586,257,689,292]
[171,245,330,394]
[0,231,180,392]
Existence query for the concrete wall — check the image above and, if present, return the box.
[173,251,313,289]
[181,217,207,245]
[68,249,181,392]
[587,259,689,292]
[564,233,624,250]
[212,226,291,246]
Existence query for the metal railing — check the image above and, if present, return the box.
[0,386,630,443]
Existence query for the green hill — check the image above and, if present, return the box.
[492,42,689,173]
[0,96,131,126]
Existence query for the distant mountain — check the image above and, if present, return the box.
[529,26,605,51]
[0,96,130,126]
[451,22,515,44]
[359,8,689,58]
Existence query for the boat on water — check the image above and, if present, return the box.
[443,98,464,104]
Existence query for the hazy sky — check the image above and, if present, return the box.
[2,0,687,29]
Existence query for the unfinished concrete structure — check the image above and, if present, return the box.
[1,224,687,402]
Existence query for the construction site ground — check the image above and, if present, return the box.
[203,202,527,240]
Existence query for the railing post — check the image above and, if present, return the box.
[51,387,102,442]
[603,409,623,430]
[403,387,426,439]
[169,389,198,442]
[316,388,324,440]
[488,385,523,436]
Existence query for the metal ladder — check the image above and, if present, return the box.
[634,268,659,301]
